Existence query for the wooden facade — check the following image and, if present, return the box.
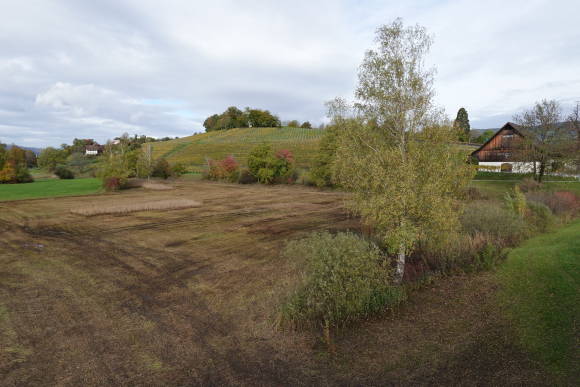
[471,122,524,162]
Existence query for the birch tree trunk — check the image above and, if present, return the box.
[395,243,405,283]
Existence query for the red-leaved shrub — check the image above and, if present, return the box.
[275,149,294,164]
[207,155,240,182]
[526,191,579,217]
[103,177,122,191]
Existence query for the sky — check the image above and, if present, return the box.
[1,0,579,147]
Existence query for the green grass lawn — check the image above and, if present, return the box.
[0,178,102,201]
[497,220,580,381]
[471,180,580,200]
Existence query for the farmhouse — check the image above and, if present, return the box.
[85,144,103,156]
[471,122,537,172]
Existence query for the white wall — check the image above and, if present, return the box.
[479,161,538,173]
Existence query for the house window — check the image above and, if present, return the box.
[504,152,511,159]
[503,134,514,138]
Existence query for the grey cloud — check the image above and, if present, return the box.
[0,0,579,147]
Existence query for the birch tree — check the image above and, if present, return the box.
[566,102,580,174]
[513,99,567,182]
[332,19,474,282]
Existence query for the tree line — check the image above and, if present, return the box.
[0,143,35,183]
[203,106,313,131]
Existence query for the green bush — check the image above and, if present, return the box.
[237,168,257,184]
[151,158,172,179]
[171,163,187,177]
[460,201,529,246]
[247,144,294,184]
[280,232,404,329]
[504,186,526,218]
[54,166,75,179]
[309,125,337,187]
[526,201,556,233]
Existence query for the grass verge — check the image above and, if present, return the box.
[496,220,579,381]
[0,178,102,201]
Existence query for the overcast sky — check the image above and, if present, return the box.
[1,0,579,147]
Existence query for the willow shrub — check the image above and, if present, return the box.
[460,201,530,246]
[280,232,405,329]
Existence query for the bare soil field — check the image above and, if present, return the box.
[0,181,550,386]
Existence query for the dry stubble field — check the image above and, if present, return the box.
[0,180,549,386]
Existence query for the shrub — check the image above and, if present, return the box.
[526,201,556,233]
[207,155,239,182]
[152,158,172,179]
[280,232,405,329]
[411,232,507,276]
[103,177,123,191]
[504,186,526,218]
[310,126,337,187]
[461,201,529,246]
[526,191,579,217]
[0,162,33,184]
[247,145,294,184]
[518,177,541,192]
[0,162,17,183]
[237,168,257,184]
[171,163,187,177]
[14,166,33,183]
[297,169,316,186]
[54,166,75,179]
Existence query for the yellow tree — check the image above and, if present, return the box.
[332,19,474,282]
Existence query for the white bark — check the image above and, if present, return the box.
[395,244,405,283]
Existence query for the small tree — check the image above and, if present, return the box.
[97,142,131,190]
[247,144,294,184]
[38,147,67,171]
[300,121,312,129]
[513,99,568,182]
[566,102,580,174]
[287,120,300,128]
[136,144,154,179]
[453,107,470,142]
[333,19,474,282]
[0,146,33,183]
[151,158,172,179]
[310,123,338,187]
[54,166,75,179]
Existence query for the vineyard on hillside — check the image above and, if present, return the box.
[150,127,325,171]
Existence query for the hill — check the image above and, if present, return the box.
[149,127,325,171]
[5,144,43,155]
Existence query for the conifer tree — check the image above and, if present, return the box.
[453,107,470,142]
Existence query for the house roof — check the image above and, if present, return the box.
[470,122,524,157]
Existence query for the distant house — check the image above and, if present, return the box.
[470,122,536,172]
[85,144,103,156]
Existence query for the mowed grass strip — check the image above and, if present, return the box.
[497,220,580,380]
[0,178,102,202]
[71,199,201,216]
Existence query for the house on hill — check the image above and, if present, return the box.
[470,122,536,172]
[85,144,104,156]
